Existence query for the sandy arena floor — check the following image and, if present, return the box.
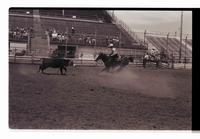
[9,64,192,129]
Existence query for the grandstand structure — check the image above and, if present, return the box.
[9,8,147,59]
[145,32,192,62]
[9,8,192,64]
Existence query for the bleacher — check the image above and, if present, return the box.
[40,17,141,48]
[9,15,34,42]
[146,36,192,58]
[39,9,112,23]
[9,9,146,51]
[9,16,33,29]
[9,9,33,15]
[184,39,192,46]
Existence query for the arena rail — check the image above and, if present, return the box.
[9,54,191,70]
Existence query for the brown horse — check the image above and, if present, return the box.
[95,52,130,72]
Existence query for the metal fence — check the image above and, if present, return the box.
[9,47,192,70]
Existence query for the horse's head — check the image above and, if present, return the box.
[95,52,106,62]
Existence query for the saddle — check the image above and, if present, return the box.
[109,54,120,63]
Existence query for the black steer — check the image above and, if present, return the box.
[38,58,73,75]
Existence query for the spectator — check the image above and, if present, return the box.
[9,26,32,41]
[92,38,96,46]
[78,37,83,44]
[61,35,65,43]
[84,36,87,45]
[71,26,75,34]
[13,31,17,38]
[113,37,119,46]
[52,30,58,41]
[57,33,62,42]
[88,39,92,46]
[106,36,109,46]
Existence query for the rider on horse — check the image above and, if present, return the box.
[150,48,156,58]
[108,43,120,63]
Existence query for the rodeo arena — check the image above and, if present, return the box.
[9,9,192,129]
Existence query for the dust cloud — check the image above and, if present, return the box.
[97,68,174,98]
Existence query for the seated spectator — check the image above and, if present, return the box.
[78,37,83,44]
[22,31,28,39]
[113,37,119,46]
[71,26,75,34]
[57,33,62,42]
[106,36,109,46]
[88,39,92,46]
[13,31,17,38]
[92,38,96,46]
[84,36,87,45]
[61,35,65,43]
[9,26,33,41]
[52,30,58,40]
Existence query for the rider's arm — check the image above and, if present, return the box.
[109,50,114,56]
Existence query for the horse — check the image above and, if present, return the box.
[143,53,160,68]
[143,53,170,68]
[95,52,129,72]
[159,53,170,67]
[38,58,74,75]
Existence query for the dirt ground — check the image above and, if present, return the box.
[9,64,192,130]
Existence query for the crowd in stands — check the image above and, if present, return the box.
[9,25,146,49]
[106,36,120,47]
[9,27,33,40]
[47,27,123,47]
[47,26,98,46]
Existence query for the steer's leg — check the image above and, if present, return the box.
[39,65,45,73]
[41,67,45,74]
[60,67,63,75]
[63,66,67,74]
[38,65,42,73]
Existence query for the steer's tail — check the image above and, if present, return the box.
[37,65,42,73]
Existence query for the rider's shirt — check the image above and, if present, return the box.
[151,49,156,56]
[110,47,118,56]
